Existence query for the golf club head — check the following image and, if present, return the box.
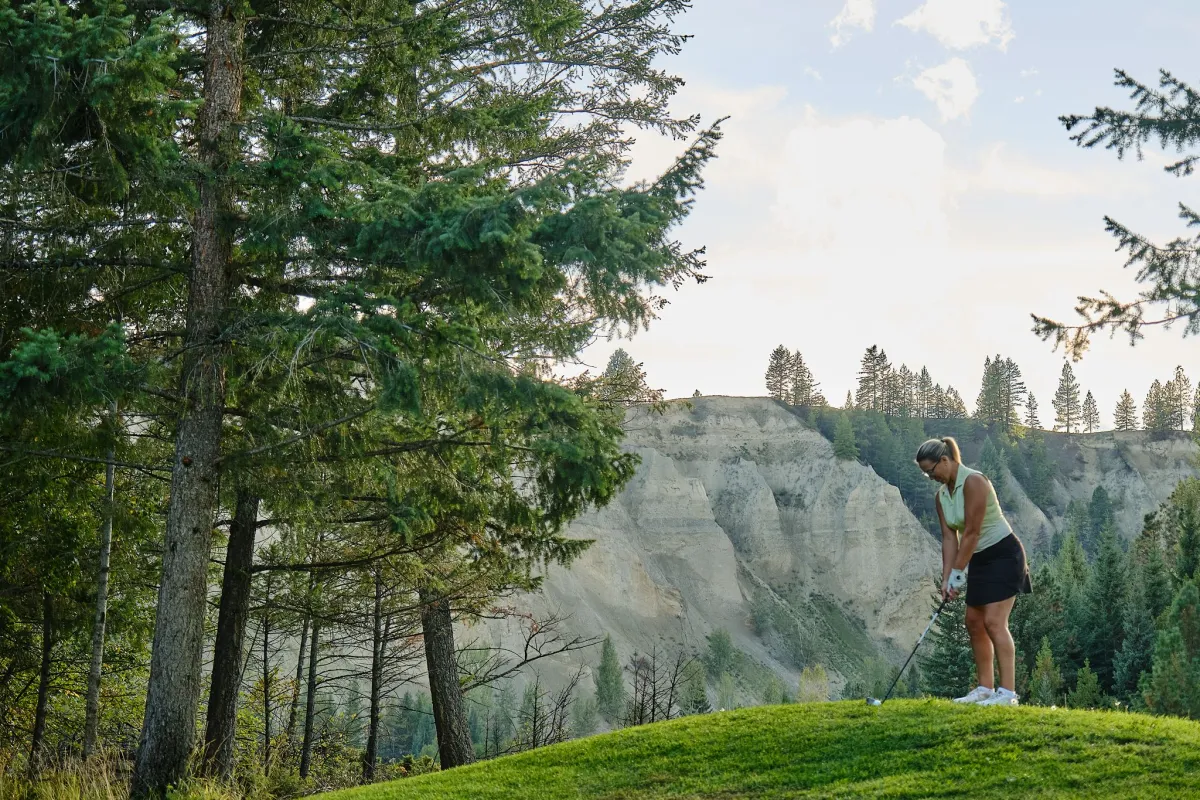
[866,697,882,707]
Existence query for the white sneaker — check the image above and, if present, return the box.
[952,686,994,704]
[978,687,1020,706]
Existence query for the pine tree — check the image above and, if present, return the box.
[893,364,915,418]
[1035,71,1200,363]
[680,660,710,715]
[1029,636,1064,706]
[1142,580,1200,719]
[843,390,855,410]
[855,346,891,413]
[765,345,790,401]
[1168,366,1193,431]
[978,437,1007,496]
[1025,393,1041,429]
[975,356,998,424]
[1084,528,1127,691]
[1114,390,1139,431]
[944,387,968,419]
[789,351,824,407]
[833,414,859,460]
[1193,386,1200,432]
[595,635,625,721]
[1083,391,1100,432]
[920,595,974,698]
[1113,576,1156,705]
[916,367,935,418]
[1067,660,1106,709]
[1144,380,1170,433]
[1053,361,1083,433]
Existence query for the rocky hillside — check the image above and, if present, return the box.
[990,430,1200,549]
[482,397,940,697]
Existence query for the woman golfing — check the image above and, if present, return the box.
[916,436,1031,706]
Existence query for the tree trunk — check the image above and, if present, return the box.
[84,434,116,759]
[419,588,474,769]
[298,619,320,779]
[285,611,309,746]
[363,573,384,782]
[132,2,244,796]
[28,592,53,774]
[201,490,259,779]
[261,575,272,775]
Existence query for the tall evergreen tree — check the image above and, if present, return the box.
[833,414,858,460]
[1053,361,1083,433]
[765,345,790,401]
[1168,366,1192,431]
[1142,580,1200,719]
[789,351,825,407]
[1144,380,1171,433]
[1114,390,1139,431]
[1025,393,1041,429]
[855,346,890,413]
[944,386,968,419]
[594,635,625,722]
[978,437,1007,496]
[1113,575,1156,705]
[1084,528,1127,691]
[916,367,935,418]
[1083,391,1100,433]
[1029,636,1064,706]
[843,390,855,410]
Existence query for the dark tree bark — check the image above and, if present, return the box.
[261,573,273,775]
[132,2,245,796]
[84,434,116,759]
[28,592,53,774]
[285,610,309,746]
[298,619,320,779]
[201,490,259,779]
[363,572,386,782]
[419,588,474,769]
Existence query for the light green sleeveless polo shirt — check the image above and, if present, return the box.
[937,463,1013,552]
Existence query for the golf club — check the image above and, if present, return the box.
[866,595,950,707]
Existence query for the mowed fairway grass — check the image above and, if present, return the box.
[320,700,1200,799]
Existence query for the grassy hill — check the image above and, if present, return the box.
[321,700,1200,799]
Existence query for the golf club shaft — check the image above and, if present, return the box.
[880,595,949,703]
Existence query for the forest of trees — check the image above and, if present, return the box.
[0,1,723,797]
[765,344,1200,437]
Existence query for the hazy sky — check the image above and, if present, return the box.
[577,0,1200,427]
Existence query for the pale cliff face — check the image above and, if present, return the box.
[485,397,941,690]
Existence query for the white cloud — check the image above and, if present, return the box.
[958,143,1094,195]
[897,0,1015,51]
[830,0,876,47]
[1014,95,1025,103]
[772,110,950,253]
[1020,68,1039,78]
[912,58,980,121]
[804,66,823,81]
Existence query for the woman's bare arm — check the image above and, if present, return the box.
[953,473,988,571]
[935,493,957,597]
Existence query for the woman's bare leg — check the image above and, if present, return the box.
[982,596,1018,692]
[964,604,993,689]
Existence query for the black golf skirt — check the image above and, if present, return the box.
[966,533,1032,607]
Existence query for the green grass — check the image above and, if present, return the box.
[321,700,1200,799]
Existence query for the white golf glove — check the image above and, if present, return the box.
[947,569,967,592]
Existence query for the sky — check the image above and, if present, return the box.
[575,0,1200,427]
